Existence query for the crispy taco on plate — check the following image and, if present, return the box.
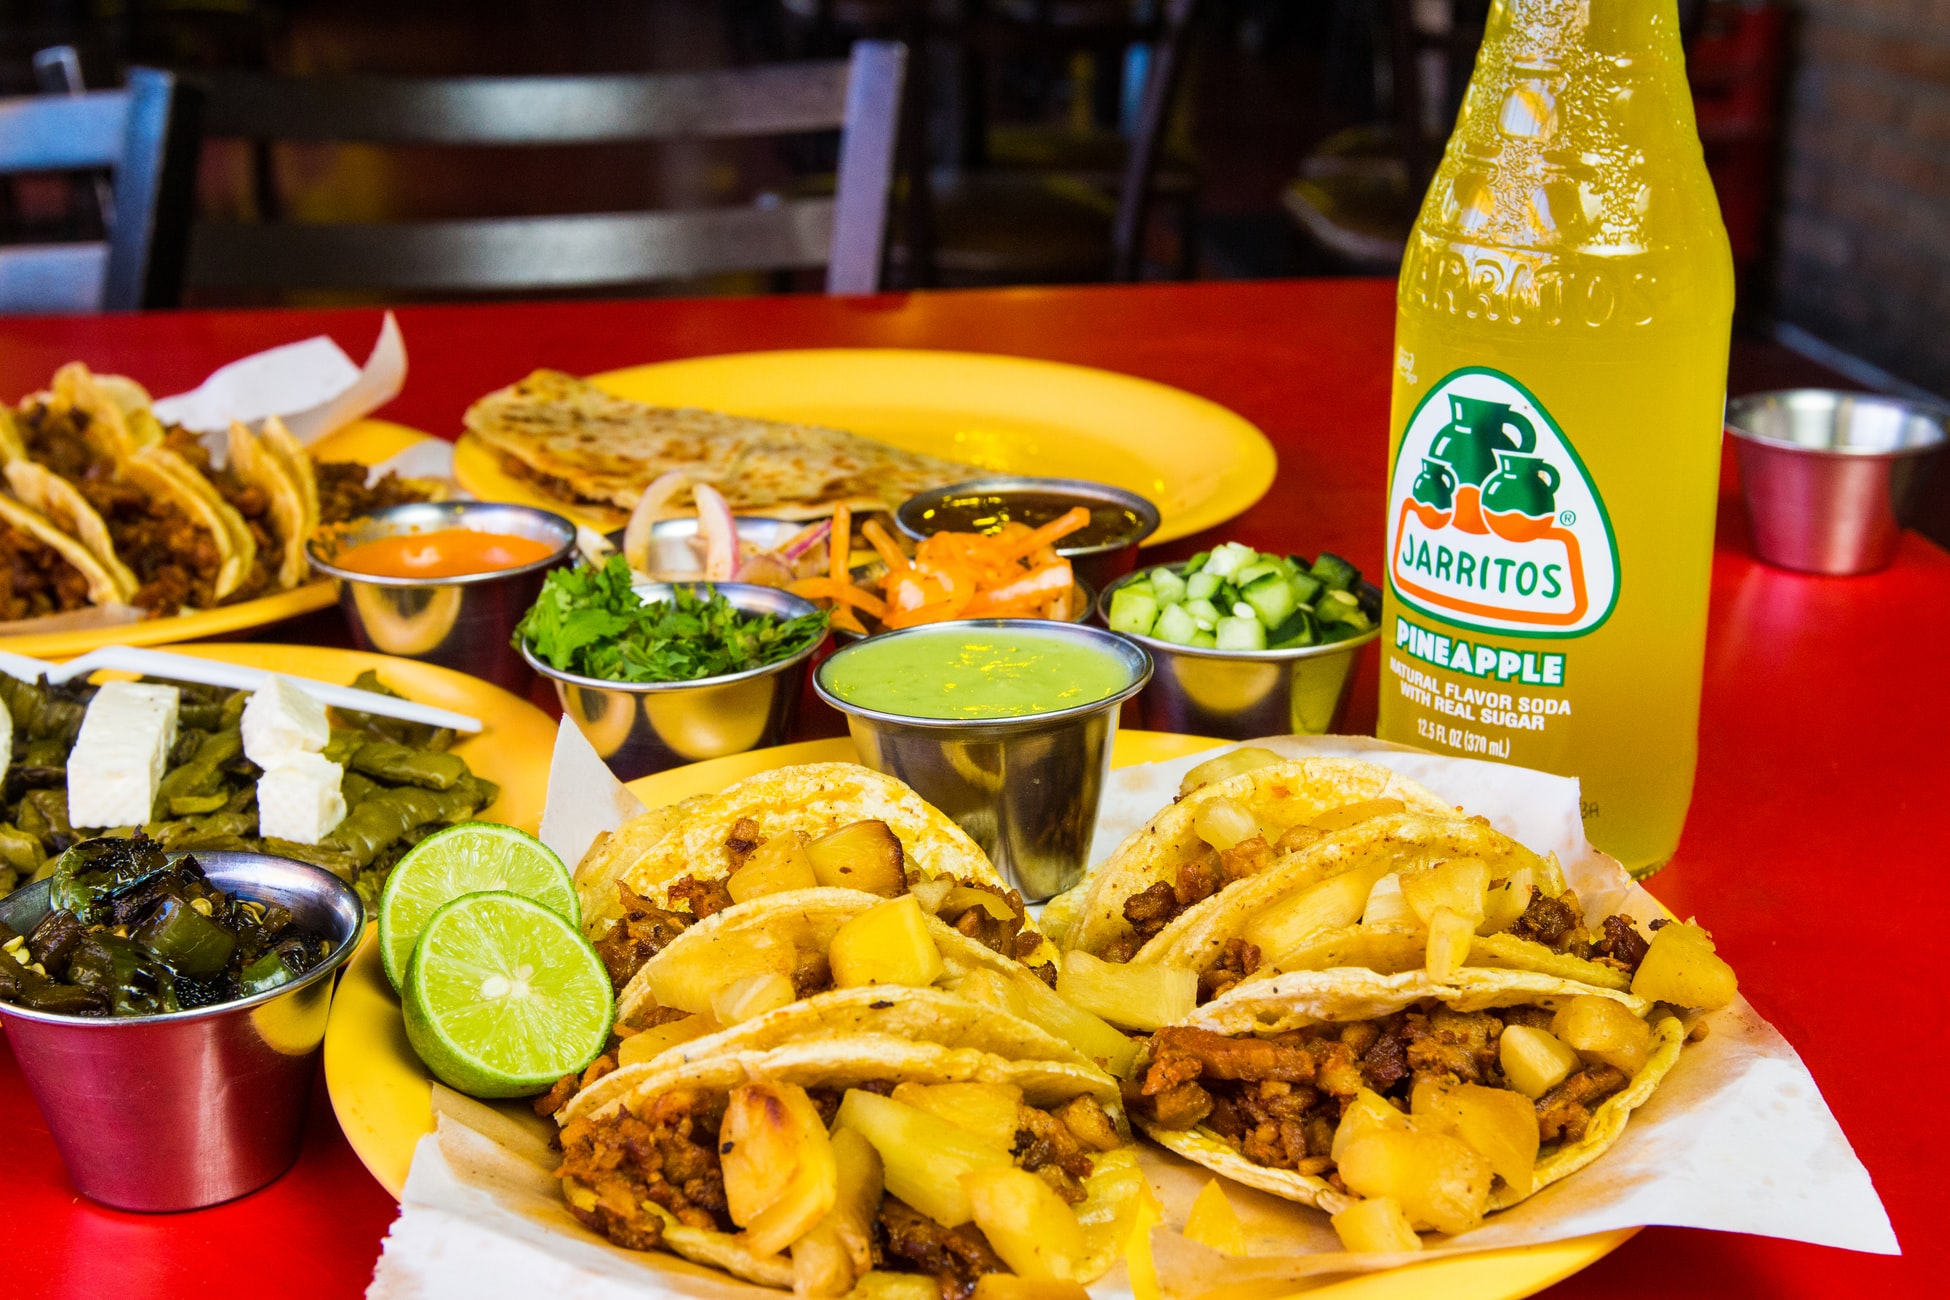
[575,762,1003,935]
[1043,752,1455,959]
[1124,964,1703,1239]
[597,886,1141,1081]
[0,493,131,619]
[543,1028,1146,1295]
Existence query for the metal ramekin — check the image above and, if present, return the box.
[1098,564,1383,738]
[813,619,1151,901]
[896,476,1162,591]
[308,500,578,693]
[0,851,364,1211]
[521,580,828,781]
[1726,389,1949,575]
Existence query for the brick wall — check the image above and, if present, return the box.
[1773,0,1950,395]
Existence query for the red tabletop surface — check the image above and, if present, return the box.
[0,283,1938,1299]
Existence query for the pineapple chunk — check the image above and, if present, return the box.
[806,820,906,896]
[1398,858,1489,927]
[953,967,1030,1020]
[1551,995,1654,1075]
[836,1088,1012,1227]
[1424,906,1474,980]
[961,1166,1087,1279]
[723,1083,838,1254]
[1630,921,1738,1011]
[712,971,799,1025]
[1336,1129,1493,1236]
[1181,1178,1246,1257]
[1478,867,1535,935]
[891,1081,1024,1151]
[1497,1025,1581,1099]
[647,929,795,1015]
[1331,1087,1413,1162]
[728,832,818,903]
[792,1128,885,1296]
[1309,798,1407,833]
[1410,1080,1540,1197]
[1330,1196,1423,1254]
[1056,951,1198,1032]
[972,1277,1091,1300]
[830,895,946,989]
[1013,977,1142,1077]
[1243,864,1388,961]
[1193,797,1260,851]
[1178,746,1284,796]
[847,1275,939,1300]
[1360,873,1417,929]
[617,1014,714,1067]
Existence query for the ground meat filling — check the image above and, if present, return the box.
[928,874,1048,966]
[162,429,279,600]
[1128,1005,1631,1177]
[313,460,432,525]
[1506,889,1654,976]
[558,1084,1116,1298]
[1107,836,1278,961]
[1199,937,1263,1002]
[0,526,92,620]
[591,882,694,992]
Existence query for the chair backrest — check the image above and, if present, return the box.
[1110,0,1197,280]
[0,66,199,313]
[187,41,905,299]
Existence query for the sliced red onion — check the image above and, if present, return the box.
[695,482,737,581]
[621,470,692,573]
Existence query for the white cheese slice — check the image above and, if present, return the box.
[0,687,13,788]
[67,681,181,829]
[257,752,347,845]
[242,674,332,770]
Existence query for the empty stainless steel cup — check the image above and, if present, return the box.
[1098,567,1383,738]
[813,620,1151,901]
[0,851,363,1211]
[626,517,809,575]
[523,581,827,781]
[896,476,1162,591]
[1727,390,1949,575]
[308,501,577,692]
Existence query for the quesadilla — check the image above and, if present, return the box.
[463,369,980,529]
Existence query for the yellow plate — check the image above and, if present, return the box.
[0,419,436,659]
[322,729,1628,1299]
[451,348,1277,544]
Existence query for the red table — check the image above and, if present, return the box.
[0,283,1937,1299]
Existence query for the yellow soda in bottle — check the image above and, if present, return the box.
[1377,0,1735,875]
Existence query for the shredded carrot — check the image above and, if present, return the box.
[788,577,887,619]
[861,519,908,573]
[831,604,866,635]
[829,503,851,582]
[997,506,1090,563]
[792,515,1080,633]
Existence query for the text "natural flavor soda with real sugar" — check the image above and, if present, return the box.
[1377,0,1735,876]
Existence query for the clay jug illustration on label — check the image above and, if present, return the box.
[1387,368,1618,635]
[1409,458,1456,520]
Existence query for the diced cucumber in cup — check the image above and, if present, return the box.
[1183,597,1222,629]
[1184,570,1222,602]
[1107,587,1159,636]
[1111,544,1367,655]
[1242,572,1298,627]
[1215,616,1267,651]
[1148,567,1187,605]
[1153,603,1199,644]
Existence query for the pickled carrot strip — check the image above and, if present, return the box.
[862,519,908,572]
[829,503,851,582]
[831,604,866,634]
[997,507,1090,562]
[787,577,887,619]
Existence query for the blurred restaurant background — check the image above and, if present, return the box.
[0,0,1942,539]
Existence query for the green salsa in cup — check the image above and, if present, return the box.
[819,624,1137,720]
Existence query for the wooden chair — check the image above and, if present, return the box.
[186,41,906,300]
[0,65,199,312]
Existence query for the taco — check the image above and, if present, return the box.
[1045,753,1455,960]
[1124,965,1691,1237]
[0,493,131,620]
[541,1029,1145,1295]
[578,763,1006,937]
[597,887,1141,1081]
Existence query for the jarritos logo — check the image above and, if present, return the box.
[1387,368,1618,638]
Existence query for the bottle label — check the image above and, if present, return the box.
[1385,367,1619,638]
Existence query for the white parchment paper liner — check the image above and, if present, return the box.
[367,730,1896,1300]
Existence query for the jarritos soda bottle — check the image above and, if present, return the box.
[1378,0,1734,875]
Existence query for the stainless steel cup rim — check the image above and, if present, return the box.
[1097,565,1385,662]
[813,618,1152,731]
[894,476,1163,560]
[306,500,579,588]
[0,850,364,1028]
[520,579,828,694]
[1726,390,1950,461]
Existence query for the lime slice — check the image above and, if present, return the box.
[378,821,577,993]
[402,891,614,1098]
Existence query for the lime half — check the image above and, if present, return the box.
[378,821,577,993]
[402,891,614,1098]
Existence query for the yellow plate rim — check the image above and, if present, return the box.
[0,418,434,658]
[451,347,1278,544]
[322,730,1630,1299]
